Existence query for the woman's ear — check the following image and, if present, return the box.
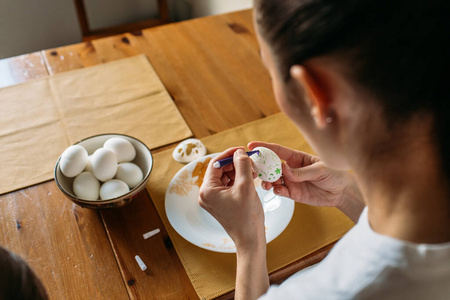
[290,65,332,129]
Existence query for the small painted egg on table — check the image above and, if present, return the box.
[250,147,282,183]
[173,138,207,163]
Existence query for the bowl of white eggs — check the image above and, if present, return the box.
[54,134,153,209]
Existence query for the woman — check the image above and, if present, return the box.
[0,246,48,299]
[199,0,450,299]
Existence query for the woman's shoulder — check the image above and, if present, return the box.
[260,207,450,299]
[338,207,450,267]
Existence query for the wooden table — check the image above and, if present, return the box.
[0,9,333,299]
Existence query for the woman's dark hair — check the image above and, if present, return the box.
[0,246,48,300]
[255,0,450,182]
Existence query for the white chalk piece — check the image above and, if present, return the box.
[135,255,147,271]
[143,228,161,240]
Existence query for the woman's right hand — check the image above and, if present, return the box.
[248,141,365,222]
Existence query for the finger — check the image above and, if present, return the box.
[211,147,244,164]
[224,168,236,182]
[260,177,283,190]
[248,141,298,162]
[248,141,319,166]
[232,149,255,186]
[223,164,235,173]
[273,185,291,198]
[282,162,324,183]
[261,181,273,191]
[272,177,284,186]
[220,173,230,186]
[204,147,244,183]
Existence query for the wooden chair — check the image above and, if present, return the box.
[73,0,170,41]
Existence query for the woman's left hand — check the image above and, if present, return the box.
[198,147,266,249]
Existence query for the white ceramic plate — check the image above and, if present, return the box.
[165,154,295,253]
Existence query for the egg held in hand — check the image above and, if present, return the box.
[59,145,89,178]
[250,147,282,182]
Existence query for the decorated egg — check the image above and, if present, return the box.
[59,145,89,178]
[250,147,282,182]
[172,138,207,163]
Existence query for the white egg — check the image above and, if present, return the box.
[172,138,207,163]
[250,147,282,182]
[73,172,100,200]
[91,148,118,182]
[84,155,93,172]
[115,162,143,188]
[59,145,89,178]
[104,137,136,163]
[100,179,130,200]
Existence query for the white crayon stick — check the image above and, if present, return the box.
[135,255,147,271]
[143,228,160,239]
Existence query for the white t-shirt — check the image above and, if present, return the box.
[260,207,450,300]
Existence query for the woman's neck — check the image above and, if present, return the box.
[353,116,450,244]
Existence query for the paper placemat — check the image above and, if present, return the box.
[147,113,354,299]
[0,55,192,195]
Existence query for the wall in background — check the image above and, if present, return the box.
[0,0,81,59]
[84,0,158,30]
[0,0,253,60]
[190,0,252,18]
